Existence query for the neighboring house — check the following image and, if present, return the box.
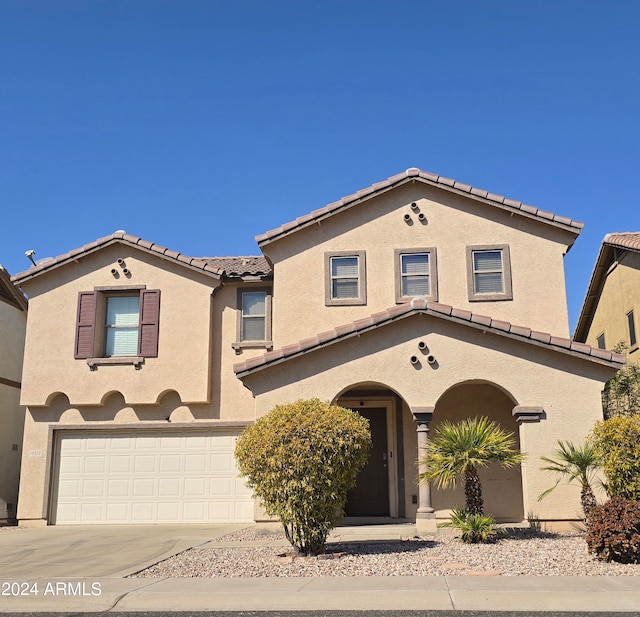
[574,232,640,362]
[13,168,624,531]
[0,265,27,523]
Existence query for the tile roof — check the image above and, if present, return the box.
[0,265,27,311]
[574,232,640,342]
[234,298,625,377]
[11,232,227,284]
[603,232,640,253]
[199,256,272,278]
[256,168,584,247]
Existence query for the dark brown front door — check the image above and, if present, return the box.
[346,408,389,516]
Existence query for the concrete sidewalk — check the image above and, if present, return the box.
[0,575,639,613]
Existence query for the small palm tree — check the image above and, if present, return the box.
[440,507,504,543]
[419,416,525,515]
[538,440,600,520]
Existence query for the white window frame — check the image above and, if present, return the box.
[466,244,513,302]
[325,251,367,306]
[394,248,438,303]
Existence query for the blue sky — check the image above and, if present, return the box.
[2,1,639,332]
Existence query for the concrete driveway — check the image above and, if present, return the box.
[0,524,249,578]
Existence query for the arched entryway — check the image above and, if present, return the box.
[335,383,410,520]
[430,380,524,522]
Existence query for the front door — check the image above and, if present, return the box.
[345,408,389,516]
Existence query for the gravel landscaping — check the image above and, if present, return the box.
[132,527,640,578]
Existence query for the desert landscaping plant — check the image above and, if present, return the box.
[601,343,640,419]
[439,507,504,543]
[538,440,600,520]
[234,398,371,556]
[590,416,640,501]
[585,497,640,564]
[419,416,525,515]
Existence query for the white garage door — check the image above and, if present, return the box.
[51,430,254,524]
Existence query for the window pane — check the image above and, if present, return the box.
[242,316,266,341]
[403,275,430,296]
[596,333,606,349]
[333,278,359,299]
[474,272,504,293]
[106,296,140,326]
[402,253,429,274]
[243,292,266,316]
[106,327,139,357]
[331,257,359,277]
[628,311,637,347]
[474,251,503,272]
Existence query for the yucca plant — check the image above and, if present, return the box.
[538,440,600,520]
[439,507,504,543]
[419,416,525,515]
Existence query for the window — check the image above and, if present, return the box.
[105,296,140,356]
[234,288,272,350]
[596,333,606,350]
[628,310,637,348]
[324,251,366,306]
[466,244,513,301]
[75,288,160,362]
[394,248,438,303]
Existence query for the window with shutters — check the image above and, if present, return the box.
[75,287,160,365]
[466,244,513,302]
[394,248,438,303]
[233,288,273,351]
[324,251,367,306]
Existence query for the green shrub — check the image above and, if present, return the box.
[234,399,371,556]
[585,498,640,564]
[439,507,504,543]
[591,417,640,500]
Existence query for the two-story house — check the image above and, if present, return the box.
[0,265,27,523]
[13,168,623,531]
[574,232,640,361]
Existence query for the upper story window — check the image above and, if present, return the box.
[596,332,606,349]
[234,288,272,351]
[394,248,438,303]
[627,310,637,349]
[75,287,160,364]
[466,244,513,302]
[324,251,367,306]
[105,296,140,356]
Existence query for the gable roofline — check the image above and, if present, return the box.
[573,232,640,342]
[235,298,624,378]
[11,232,227,285]
[0,266,27,311]
[256,168,584,248]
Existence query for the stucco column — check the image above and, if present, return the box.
[412,407,436,534]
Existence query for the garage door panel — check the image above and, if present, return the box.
[52,430,253,524]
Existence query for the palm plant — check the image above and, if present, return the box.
[418,416,525,515]
[538,440,600,520]
[439,507,504,543]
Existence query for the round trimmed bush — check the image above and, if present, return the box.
[234,399,371,556]
[586,498,640,564]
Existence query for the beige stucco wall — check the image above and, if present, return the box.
[585,250,640,363]
[0,298,26,521]
[241,314,616,522]
[263,183,575,349]
[16,246,269,524]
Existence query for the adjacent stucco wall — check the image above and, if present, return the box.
[0,298,26,521]
[585,250,640,363]
[241,314,615,522]
[263,183,575,349]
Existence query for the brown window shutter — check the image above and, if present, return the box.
[75,291,97,359]
[138,289,160,357]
